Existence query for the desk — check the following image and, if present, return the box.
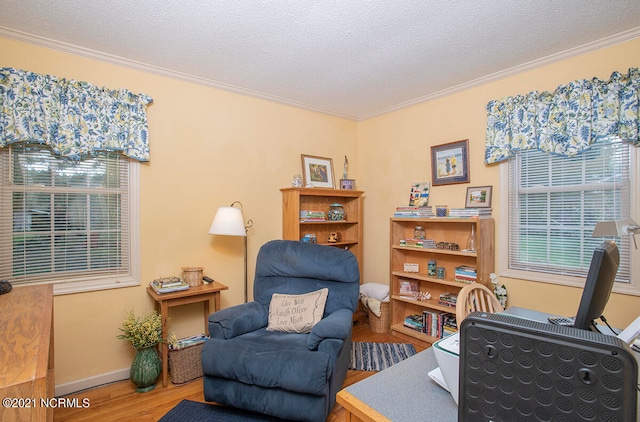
[337,348,457,422]
[147,281,228,387]
[338,307,640,422]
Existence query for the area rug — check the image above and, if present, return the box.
[349,342,417,372]
[159,400,285,422]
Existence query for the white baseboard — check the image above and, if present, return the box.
[55,368,130,397]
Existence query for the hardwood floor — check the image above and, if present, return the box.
[54,321,427,422]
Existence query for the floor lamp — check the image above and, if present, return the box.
[208,201,253,303]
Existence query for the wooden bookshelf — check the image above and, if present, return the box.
[281,187,365,320]
[389,217,495,347]
[281,187,364,281]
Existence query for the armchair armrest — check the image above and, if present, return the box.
[208,301,267,340]
[307,308,353,350]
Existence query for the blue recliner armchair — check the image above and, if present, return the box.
[202,240,360,422]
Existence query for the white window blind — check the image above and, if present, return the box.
[508,137,632,284]
[0,144,139,293]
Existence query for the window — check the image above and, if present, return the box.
[0,144,140,294]
[502,137,639,295]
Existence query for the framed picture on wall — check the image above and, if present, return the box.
[430,139,470,186]
[465,185,493,208]
[301,154,335,188]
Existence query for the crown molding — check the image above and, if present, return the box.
[2,25,639,122]
[358,26,640,121]
[0,26,356,121]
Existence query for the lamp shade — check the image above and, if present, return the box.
[592,219,640,237]
[208,206,247,236]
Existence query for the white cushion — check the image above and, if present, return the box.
[267,288,329,333]
[359,282,390,302]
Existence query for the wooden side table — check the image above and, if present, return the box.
[146,281,228,387]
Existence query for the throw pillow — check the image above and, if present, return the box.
[267,288,329,333]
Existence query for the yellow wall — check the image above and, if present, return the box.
[1,33,639,390]
[358,37,640,329]
[1,36,358,386]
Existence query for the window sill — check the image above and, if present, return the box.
[500,268,640,297]
[52,276,140,295]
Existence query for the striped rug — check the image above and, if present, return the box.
[349,342,417,372]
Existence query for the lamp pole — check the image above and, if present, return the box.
[230,201,253,303]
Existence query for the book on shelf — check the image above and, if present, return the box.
[454,265,477,283]
[442,327,458,338]
[422,311,457,339]
[448,207,493,218]
[399,238,437,248]
[404,314,423,332]
[408,182,430,207]
[393,206,434,218]
[150,278,190,294]
[299,210,326,221]
[441,313,458,331]
[438,292,458,307]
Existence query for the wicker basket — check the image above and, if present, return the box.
[367,301,390,333]
[168,342,204,385]
[181,267,203,287]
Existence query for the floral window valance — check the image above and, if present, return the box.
[0,67,153,161]
[484,68,640,164]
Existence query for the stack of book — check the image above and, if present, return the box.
[454,266,477,283]
[150,276,190,294]
[448,208,493,218]
[421,311,457,338]
[441,313,458,338]
[299,210,326,221]
[399,238,437,248]
[393,206,434,218]
[438,292,458,308]
[404,314,423,332]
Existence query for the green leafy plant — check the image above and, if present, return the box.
[118,310,162,349]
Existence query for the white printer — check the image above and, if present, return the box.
[429,332,460,405]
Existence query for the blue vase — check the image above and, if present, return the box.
[130,345,161,393]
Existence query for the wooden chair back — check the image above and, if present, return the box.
[456,283,504,325]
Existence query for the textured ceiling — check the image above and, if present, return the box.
[1,1,640,120]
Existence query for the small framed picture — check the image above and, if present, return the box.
[465,185,493,208]
[301,154,335,189]
[399,279,419,296]
[430,139,470,186]
[408,182,430,206]
[340,179,355,190]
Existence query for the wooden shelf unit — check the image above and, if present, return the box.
[281,187,364,283]
[389,217,495,347]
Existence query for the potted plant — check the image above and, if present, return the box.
[118,310,162,392]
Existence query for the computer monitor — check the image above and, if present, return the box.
[573,240,619,331]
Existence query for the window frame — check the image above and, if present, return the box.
[498,141,640,297]
[0,145,140,295]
